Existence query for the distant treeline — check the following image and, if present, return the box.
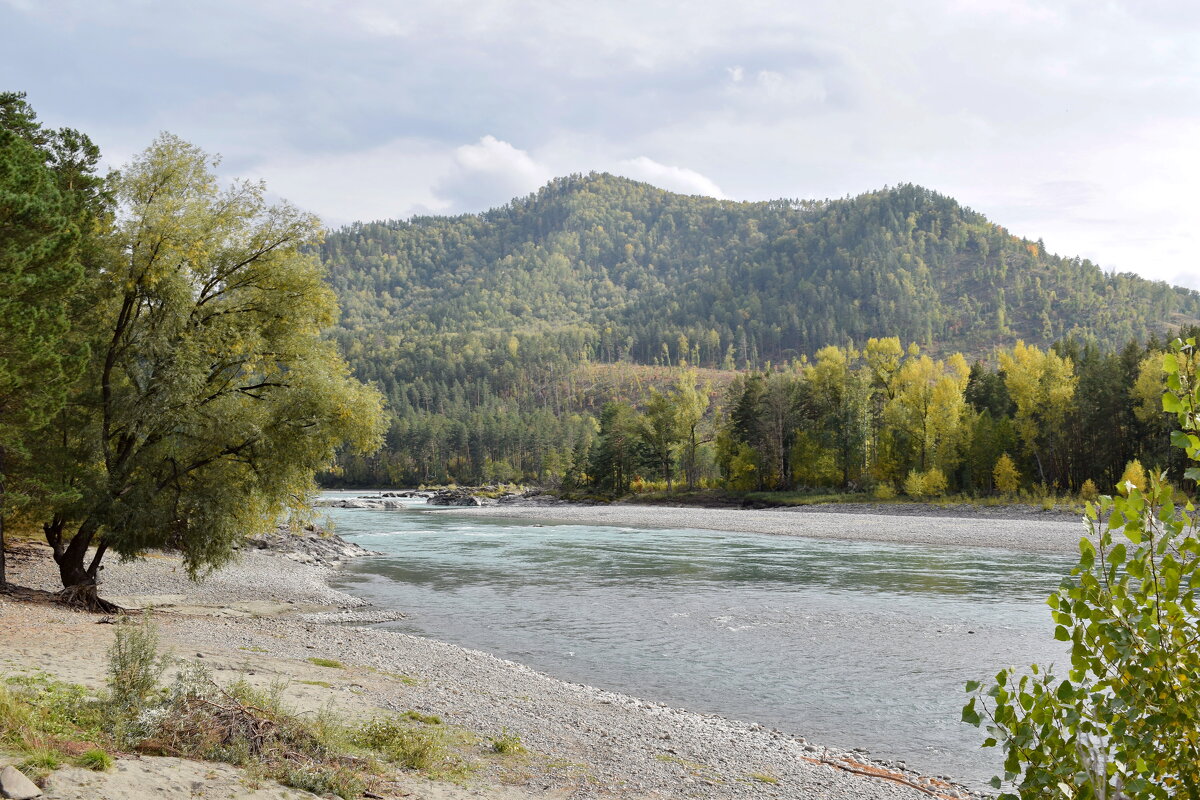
[325,334,1185,498]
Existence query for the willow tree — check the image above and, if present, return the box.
[44,134,384,606]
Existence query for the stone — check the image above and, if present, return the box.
[0,765,42,799]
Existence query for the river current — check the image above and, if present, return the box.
[322,497,1074,787]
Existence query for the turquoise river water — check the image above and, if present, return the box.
[322,499,1074,788]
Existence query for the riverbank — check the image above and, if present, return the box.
[1,535,982,800]
[444,502,1087,555]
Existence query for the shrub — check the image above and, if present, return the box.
[1079,478,1099,502]
[1118,458,1147,495]
[922,467,947,497]
[107,615,170,716]
[992,453,1020,496]
[965,338,1200,798]
[873,483,896,500]
[903,470,926,498]
[904,468,947,499]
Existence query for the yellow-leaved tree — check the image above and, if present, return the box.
[998,341,1077,488]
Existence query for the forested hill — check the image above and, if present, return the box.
[321,174,1200,376]
[317,175,1200,486]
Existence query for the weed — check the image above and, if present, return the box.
[307,657,345,669]
[401,710,442,725]
[75,748,114,771]
[275,764,364,799]
[366,667,419,685]
[358,717,445,769]
[490,728,526,755]
[19,747,62,780]
[297,680,334,688]
[748,772,779,784]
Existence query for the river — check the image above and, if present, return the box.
[322,498,1074,788]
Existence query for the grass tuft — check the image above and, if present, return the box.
[307,657,345,669]
[75,748,114,771]
[490,728,526,755]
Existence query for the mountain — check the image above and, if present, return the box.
[316,175,1200,485]
[322,175,1198,374]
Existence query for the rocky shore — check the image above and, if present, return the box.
[1,521,988,800]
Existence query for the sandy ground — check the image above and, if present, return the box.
[0,510,998,800]
[446,503,1088,555]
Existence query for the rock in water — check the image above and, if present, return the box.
[0,765,42,799]
[426,488,484,506]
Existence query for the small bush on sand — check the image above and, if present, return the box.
[358,717,446,769]
[107,614,170,716]
[490,728,526,755]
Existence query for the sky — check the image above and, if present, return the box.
[3,0,1199,287]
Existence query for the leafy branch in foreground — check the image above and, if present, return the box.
[964,337,1200,798]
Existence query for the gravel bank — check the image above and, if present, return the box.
[445,504,1087,555]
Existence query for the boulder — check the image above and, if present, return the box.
[0,765,42,800]
[426,488,483,506]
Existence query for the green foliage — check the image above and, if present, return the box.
[1078,478,1099,502]
[0,106,87,584]
[18,747,62,781]
[43,133,385,592]
[964,337,1200,798]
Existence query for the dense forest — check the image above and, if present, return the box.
[318,175,1199,492]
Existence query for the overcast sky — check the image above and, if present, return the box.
[4,0,1198,287]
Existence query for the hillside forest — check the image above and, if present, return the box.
[318,175,1199,497]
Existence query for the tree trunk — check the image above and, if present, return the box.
[46,517,120,612]
[0,448,6,587]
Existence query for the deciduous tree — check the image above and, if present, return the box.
[42,134,384,606]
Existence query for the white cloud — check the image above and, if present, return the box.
[433,135,552,211]
[7,0,1200,285]
[244,138,453,226]
[618,157,727,199]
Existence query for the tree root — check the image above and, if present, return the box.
[56,583,125,613]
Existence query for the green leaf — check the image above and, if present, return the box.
[962,698,981,726]
[1163,392,1184,413]
[1054,625,1071,641]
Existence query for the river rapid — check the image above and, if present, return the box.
[322,498,1074,788]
